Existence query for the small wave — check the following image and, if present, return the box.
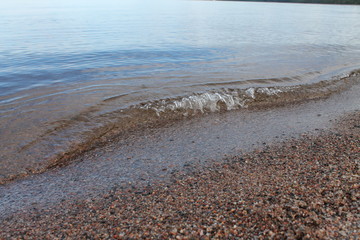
[1,70,359,184]
[133,69,360,118]
[138,86,296,116]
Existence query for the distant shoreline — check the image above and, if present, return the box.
[217,0,360,5]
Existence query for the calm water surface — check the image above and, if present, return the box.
[0,0,360,181]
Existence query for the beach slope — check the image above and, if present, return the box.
[1,111,359,239]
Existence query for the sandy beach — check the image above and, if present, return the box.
[2,1,360,239]
[1,110,358,239]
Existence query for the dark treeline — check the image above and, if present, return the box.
[221,0,360,4]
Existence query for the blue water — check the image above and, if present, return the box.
[1,0,360,181]
[1,0,360,96]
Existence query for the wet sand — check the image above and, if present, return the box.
[0,113,359,238]
[0,76,359,238]
[1,78,360,219]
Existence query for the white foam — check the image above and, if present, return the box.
[139,87,295,116]
[147,91,245,116]
[245,88,255,99]
[257,87,283,95]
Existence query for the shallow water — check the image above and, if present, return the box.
[1,75,359,220]
[1,0,360,181]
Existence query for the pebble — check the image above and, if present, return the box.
[1,112,359,239]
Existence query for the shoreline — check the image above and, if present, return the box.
[0,77,359,224]
[1,70,359,185]
[1,71,359,185]
[1,110,359,238]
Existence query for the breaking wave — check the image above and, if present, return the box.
[133,69,359,117]
[1,69,359,184]
[139,86,295,116]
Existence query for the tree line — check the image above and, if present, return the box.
[221,0,360,4]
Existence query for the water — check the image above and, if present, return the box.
[0,0,360,182]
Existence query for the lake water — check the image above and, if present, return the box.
[1,0,360,182]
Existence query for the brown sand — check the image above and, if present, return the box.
[1,111,359,239]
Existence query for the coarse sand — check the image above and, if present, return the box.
[1,111,359,239]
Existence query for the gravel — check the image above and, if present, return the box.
[1,111,359,239]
